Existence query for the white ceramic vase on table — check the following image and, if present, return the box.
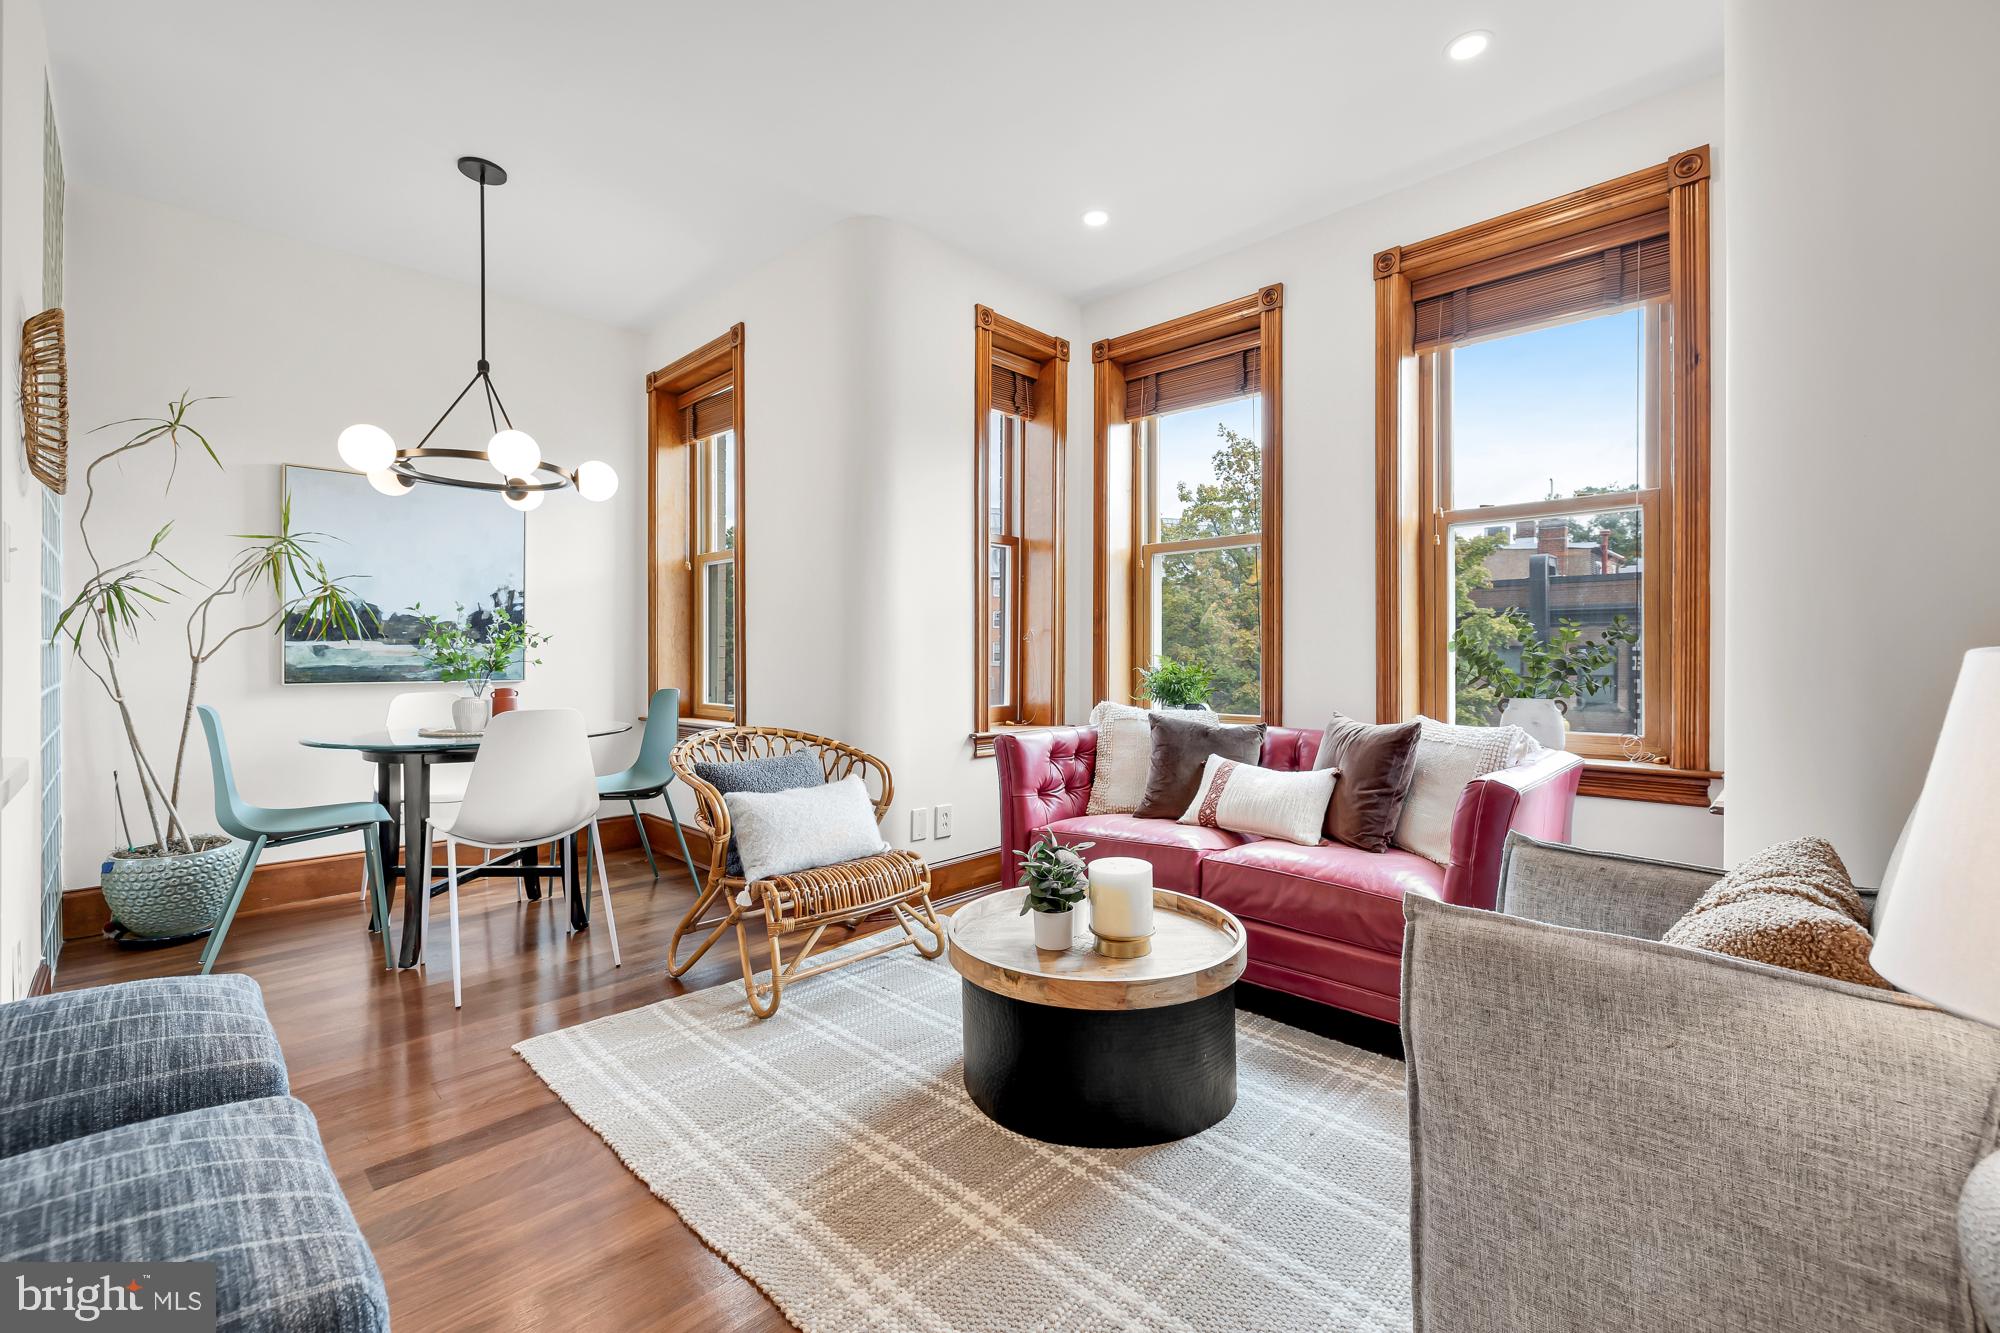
[451,692,492,733]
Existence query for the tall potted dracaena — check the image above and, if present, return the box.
[56,394,368,939]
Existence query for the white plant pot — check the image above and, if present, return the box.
[1499,698,1567,751]
[1031,906,1076,951]
[452,693,492,733]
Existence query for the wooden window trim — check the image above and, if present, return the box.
[1374,148,1712,803]
[1093,285,1284,723]
[973,305,1068,747]
[647,323,747,724]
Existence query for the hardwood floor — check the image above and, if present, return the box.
[54,846,1403,1330]
[56,849,806,1332]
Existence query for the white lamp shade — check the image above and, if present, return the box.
[1870,646,2000,1025]
[366,468,413,497]
[502,484,544,512]
[575,459,618,502]
[487,429,541,479]
[337,423,396,473]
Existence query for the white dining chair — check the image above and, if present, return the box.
[418,708,619,1007]
[361,690,472,899]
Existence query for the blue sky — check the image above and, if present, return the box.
[1156,395,1259,534]
[1150,307,1639,530]
[1450,307,1641,509]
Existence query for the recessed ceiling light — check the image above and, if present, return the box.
[1081,209,1110,228]
[1447,30,1491,61]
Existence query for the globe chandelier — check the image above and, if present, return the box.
[335,156,617,511]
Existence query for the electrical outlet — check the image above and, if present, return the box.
[934,804,953,839]
[910,807,929,841]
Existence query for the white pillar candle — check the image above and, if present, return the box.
[1088,857,1155,941]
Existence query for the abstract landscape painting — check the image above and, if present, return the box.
[280,465,527,684]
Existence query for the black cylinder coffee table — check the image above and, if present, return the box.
[947,886,1247,1148]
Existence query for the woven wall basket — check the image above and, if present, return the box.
[20,306,67,493]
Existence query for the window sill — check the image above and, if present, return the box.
[971,725,1060,759]
[1575,759,1720,807]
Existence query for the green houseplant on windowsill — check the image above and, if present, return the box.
[1135,657,1215,711]
[1018,832,1094,951]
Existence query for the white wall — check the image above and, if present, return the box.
[1723,0,2000,883]
[61,186,648,885]
[0,0,53,996]
[1078,79,1727,866]
[641,216,1084,862]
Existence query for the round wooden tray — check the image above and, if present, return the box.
[948,887,1246,1012]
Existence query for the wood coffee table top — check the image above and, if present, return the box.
[948,887,1246,1012]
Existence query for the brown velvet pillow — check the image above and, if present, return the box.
[1135,713,1266,820]
[1312,713,1422,852]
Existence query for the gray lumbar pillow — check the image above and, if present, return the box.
[723,776,889,883]
[693,750,824,876]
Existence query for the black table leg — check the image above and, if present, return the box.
[369,758,396,935]
[568,832,591,931]
[395,753,431,968]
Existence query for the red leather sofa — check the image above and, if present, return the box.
[995,724,1584,1023]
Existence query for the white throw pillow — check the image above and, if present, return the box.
[1392,717,1537,865]
[1178,754,1337,847]
[723,776,890,882]
[1085,699,1216,815]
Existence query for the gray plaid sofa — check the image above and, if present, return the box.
[1403,833,2000,1333]
[0,975,389,1330]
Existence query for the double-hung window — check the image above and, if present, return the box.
[1094,287,1283,722]
[973,306,1068,746]
[1375,148,1713,802]
[647,324,746,723]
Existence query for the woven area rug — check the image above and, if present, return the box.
[516,945,1412,1332]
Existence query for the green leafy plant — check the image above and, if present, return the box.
[1449,528,1638,726]
[414,604,549,695]
[1135,656,1216,710]
[1016,832,1094,915]
[54,393,368,855]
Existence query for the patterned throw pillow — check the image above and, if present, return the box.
[1084,700,1215,815]
[1178,755,1338,846]
[1392,717,1537,865]
[1663,837,1891,989]
[1135,713,1266,820]
[693,750,824,876]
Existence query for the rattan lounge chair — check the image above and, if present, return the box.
[667,726,945,1017]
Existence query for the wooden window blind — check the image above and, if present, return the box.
[990,365,1035,418]
[1123,340,1261,418]
[685,388,733,441]
[1413,232,1668,349]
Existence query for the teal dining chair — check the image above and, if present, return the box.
[595,689,696,879]
[197,705,395,974]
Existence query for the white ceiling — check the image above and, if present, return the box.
[44,1,1721,330]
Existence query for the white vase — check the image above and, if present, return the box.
[1031,907,1075,951]
[451,693,491,733]
[1499,697,1567,751]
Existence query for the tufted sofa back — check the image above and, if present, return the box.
[993,723,1322,889]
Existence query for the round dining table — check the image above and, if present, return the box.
[301,721,633,968]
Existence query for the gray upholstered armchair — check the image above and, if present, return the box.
[1402,833,2000,1333]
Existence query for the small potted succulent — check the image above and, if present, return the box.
[1017,831,1094,950]
[1136,656,1215,710]
[414,604,550,732]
